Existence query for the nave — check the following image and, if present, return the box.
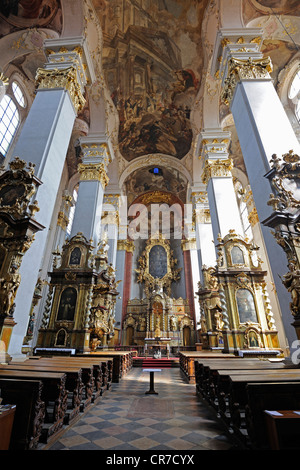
[42,368,234,451]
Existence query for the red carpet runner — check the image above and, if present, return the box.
[133,358,179,368]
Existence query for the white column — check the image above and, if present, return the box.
[212,28,300,346]
[70,134,111,248]
[114,242,126,327]
[102,193,121,267]
[8,38,94,357]
[192,189,216,284]
[200,130,244,243]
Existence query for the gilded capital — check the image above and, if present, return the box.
[221,56,273,106]
[35,66,86,113]
[78,162,109,188]
[181,238,197,251]
[201,158,233,185]
[193,208,211,225]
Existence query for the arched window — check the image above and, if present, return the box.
[0,95,19,158]
[12,81,26,108]
[288,68,300,123]
[0,80,26,159]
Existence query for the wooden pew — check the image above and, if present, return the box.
[77,352,127,383]
[218,370,300,446]
[179,351,241,384]
[29,355,113,396]
[245,381,300,449]
[27,357,105,403]
[195,359,286,407]
[0,369,67,443]
[4,362,84,424]
[93,351,133,377]
[0,378,45,450]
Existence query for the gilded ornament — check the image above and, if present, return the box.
[248,207,259,226]
[0,73,9,85]
[221,56,273,106]
[201,158,233,185]
[35,66,86,113]
[135,233,181,298]
[78,162,109,188]
[117,239,135,252]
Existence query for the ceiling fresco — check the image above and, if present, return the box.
[93,0,209,161]
[0,0,60,27]
[123,165,188,206]
[243,0,300,23]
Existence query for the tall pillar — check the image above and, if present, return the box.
[212,28,300,347]
[181,239,198,328]
[102,193,121,267]
[8,37,94,357]
[200,130,244,242]
[115,240,127,329]
[70,134,111,247]
[192,189,216,283]
[120,240,135,331]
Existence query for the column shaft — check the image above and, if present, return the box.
[230,80,300,344]
[8,89,76,356]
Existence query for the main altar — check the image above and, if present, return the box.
[122,234,195,352]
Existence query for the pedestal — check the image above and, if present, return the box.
[144,368,161,395]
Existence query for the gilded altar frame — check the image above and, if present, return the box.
[135,233,181,297]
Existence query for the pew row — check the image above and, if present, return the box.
[0,369,67,445]
[1,350,132,449]
[27,356,113,399]
[194,357,300,449]
[76,351,133,382]
[0,378,45,450]
[179,351,239,384]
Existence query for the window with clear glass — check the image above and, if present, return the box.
[0,95,20,157]
[0,80,26,158]
[12,81,25,107]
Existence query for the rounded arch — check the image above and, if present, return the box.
[119,154,192,191]
[60,0,85,38]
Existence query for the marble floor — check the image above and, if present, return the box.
[42,367,236,451]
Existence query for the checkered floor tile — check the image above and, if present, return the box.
[42,368,235,451]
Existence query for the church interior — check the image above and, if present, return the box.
[0,0,300,452]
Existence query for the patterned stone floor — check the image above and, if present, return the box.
[43,368,236,451]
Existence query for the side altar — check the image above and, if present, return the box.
[36,233,119,352]
[196,230,282,357]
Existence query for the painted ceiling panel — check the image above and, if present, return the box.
[93,0,209,161]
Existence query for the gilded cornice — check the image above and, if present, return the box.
[201,158,233,185]
[81,142,111,167]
